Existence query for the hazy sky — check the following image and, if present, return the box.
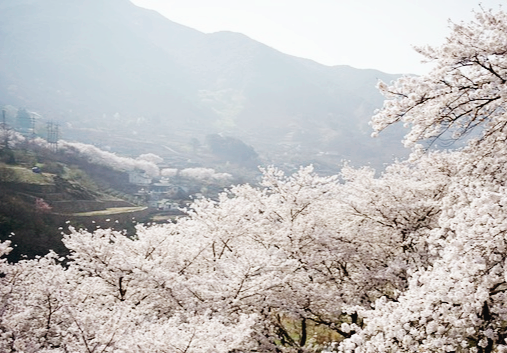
[130,0,504,75]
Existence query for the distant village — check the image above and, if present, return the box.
[128,171,188,213]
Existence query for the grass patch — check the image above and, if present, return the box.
[0,163,54,184]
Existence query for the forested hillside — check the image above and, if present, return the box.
[0,0,406,171]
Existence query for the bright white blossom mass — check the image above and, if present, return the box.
[3,6,507,353]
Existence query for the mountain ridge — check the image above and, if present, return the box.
[0,0,408,171]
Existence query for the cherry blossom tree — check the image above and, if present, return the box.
[0,234,255,352]
[372,8,507,153]
[135,164,450,351]
[341,7,507,353]
[60,141,160,177]
[0,162,450,352]
[136,153,163,165]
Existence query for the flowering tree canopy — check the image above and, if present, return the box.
[341,7,507,353]
[372,8,507,152]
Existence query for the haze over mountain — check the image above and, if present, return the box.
[0,0,407,172]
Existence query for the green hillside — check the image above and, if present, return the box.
[0,145,149,262]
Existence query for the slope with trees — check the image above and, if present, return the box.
[0,0,405,171]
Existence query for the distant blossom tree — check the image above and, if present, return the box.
[137,153,163,165]
[34,197,52,213]
[60,141,161,177]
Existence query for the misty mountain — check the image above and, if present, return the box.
[0,0,408,171]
